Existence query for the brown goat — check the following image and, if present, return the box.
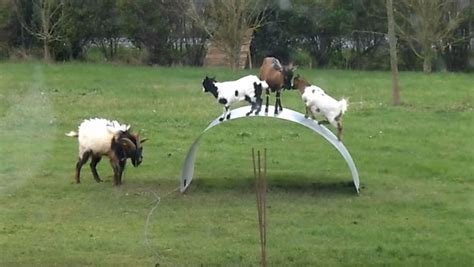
[259,57,295,115]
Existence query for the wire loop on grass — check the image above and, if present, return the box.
[144,187,180,266]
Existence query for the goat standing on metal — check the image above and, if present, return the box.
[292,75,348,141]
[202,75,268,121]
[259,57,295,115]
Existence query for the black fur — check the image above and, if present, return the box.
[202,76,219,98]
[282,67,294,90]
[74,129,145,186]
[246,82,264,116]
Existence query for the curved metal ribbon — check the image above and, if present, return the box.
[180,105,360,194]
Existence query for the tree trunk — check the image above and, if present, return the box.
[43,40,51,62]
[386,0,401,105]
[423,56,432,73]
[229,44,240,71]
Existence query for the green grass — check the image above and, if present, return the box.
[0,62,473,266]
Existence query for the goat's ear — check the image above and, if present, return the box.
[140,138,148,144]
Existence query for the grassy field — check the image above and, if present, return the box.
[0,62,472,266]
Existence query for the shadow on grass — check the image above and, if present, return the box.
[188,174,357,196]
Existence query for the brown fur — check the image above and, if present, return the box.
[259,58,285,92]
[259,57,294,114]
[292,74,311,94]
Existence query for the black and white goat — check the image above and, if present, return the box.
[66,118,147,185]
[202,75,269,121]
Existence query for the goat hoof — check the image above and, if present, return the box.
[226,114,231,120]
[219,117,224,122]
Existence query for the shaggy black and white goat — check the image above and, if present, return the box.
[66,118,147,185]
[202,75,269,121]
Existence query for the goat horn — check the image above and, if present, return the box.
[121,138,136,151]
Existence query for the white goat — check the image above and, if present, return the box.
[202,75,269,121]
[66,118,147,185]
[302,85,348,141]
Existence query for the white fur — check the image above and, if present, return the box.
[213,75,269,120]
[215,75,267,104]
[302,85,348,128]
[66,118,130,158]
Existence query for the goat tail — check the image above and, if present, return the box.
[339,98,348,114]
[65,131,78,137]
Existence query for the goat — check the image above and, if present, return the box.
[292,74,313,118]
[66,118,147,185]
[293,76,348,141]
[202,75,269,121]
[259,57,295,114]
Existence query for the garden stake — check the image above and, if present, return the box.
[252,148,267,267]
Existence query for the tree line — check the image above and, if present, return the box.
[0,0,472,72]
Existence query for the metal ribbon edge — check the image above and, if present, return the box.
[180,105,360,194]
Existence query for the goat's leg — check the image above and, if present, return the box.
[90,155,103,183]
[117,160,126,185]
[304,106,311,118]
[309,107,316,119]
[246,104,255,116]
[109,156,121,185]
[274,91,281,114]
[337,121,344,142]
[75,151,91,184]
[255,96,263,115]
[219,106,227,121]
[265,88,270,113]
[335,116,344,142]
[225,106,231,120]
[305,106,317,119]
[245,95,255,116]
[277,90,283,112]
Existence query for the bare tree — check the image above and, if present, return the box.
[394,0,468,73]
[386,0,401,105]
[13,0,67,61]
[186,0,267,70]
